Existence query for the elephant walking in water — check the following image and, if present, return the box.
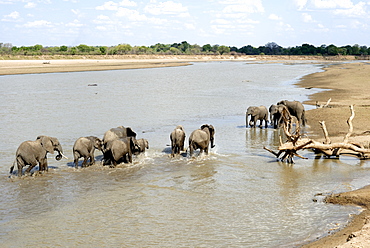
[10,135,67,177]
[105,137,140,167]
[73,136,103,168]
[246,105,268,128]
[188,124,215,157]
[277,100,307,126]
[170,125,186,157]
[269,104,289,129]
[102,126,137,165]
[134,138,149,155]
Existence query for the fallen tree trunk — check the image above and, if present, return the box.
[264,105,370,163]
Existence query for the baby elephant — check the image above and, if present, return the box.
[170,125,186,157]
[134,138,149,155]
[73,136,103,168]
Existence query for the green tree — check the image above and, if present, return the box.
[114,44,132,54]
[202,44,212,53]
[327,44,338,55]
[60,45,68,52]
[217,45,230,55]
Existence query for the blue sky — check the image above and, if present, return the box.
[1,0,369,47]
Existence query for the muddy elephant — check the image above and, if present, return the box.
[73,136,103,168]
[105,137,140,167]
[10,135,67,177]
[170,125,186,157]
[277,100,307,126]
[246,105,268,128]
[102,126,137,165]
[188,124,215,157]
[134,138,149,155]
[269,104,289,129]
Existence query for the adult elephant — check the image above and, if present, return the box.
[10,135,67,177]
[105,137,140,167]
[188,124,215,157]
[269,104,289,129]
[170,125,186,157]
[277,100,307,126]
[134,138,149,155]
[102,126,137,165]
[73,136,103,168]
[246,105,268,128]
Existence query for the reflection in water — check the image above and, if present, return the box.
[1,62,370,247]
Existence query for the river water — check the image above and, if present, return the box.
[1,61,369,247]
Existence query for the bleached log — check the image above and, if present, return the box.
[265,105,370,162]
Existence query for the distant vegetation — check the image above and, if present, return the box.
[1,41,369,57]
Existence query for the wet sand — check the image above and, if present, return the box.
[1,56,370,247]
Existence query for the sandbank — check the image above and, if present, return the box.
[299,62,370,247]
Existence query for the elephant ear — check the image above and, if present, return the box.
[200,124,209,130]
[126,127,137,138]
[37,136,54,154]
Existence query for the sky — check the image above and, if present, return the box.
[1,0,370,48]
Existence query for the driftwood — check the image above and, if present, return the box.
[264,105,370,163]
[316,98,332,108]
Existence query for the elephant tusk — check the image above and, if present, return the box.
[60,152,69,160]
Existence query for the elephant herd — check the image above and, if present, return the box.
[10,124,216,177]
[10,100,304,177]
[246,100,306,129]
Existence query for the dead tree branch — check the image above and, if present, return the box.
[264,105,370,163]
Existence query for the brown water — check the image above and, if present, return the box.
[1,61,369,247]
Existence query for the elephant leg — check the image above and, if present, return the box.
[89,154,95,166]
[128,153,133,163]
[74,158,79,168]
[25,162,38,175]
[16,157,25,177]
[171,146,176,157]
[39,157,48,172]
[82,156,88,167]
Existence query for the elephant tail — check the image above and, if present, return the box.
[9,160,15,174]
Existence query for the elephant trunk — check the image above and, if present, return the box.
[55,149,68,161]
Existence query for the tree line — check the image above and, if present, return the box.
[1,41,369,57]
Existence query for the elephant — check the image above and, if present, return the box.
[73,136,103,168]
[170,125,186,157]
[246,105,268,128]
[10,135,67,177]
[134,138,149,155]
[277,100,307,126]
[102,126,137,165]
[188,124,215,157]
[105,137,140,167]
[269,104,289,129]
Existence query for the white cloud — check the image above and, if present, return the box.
[294,0,308,10]
[211,18,230,24]
[144,1,188,15]
[115,7,147,21]
[220,0,264,13]
[24,2,36,8]
[23,20,53,28]
[65,19,84,27]
[96,0,137,11]
[333,1,367,17]
[184,23,196,30]
[2,11,20,22]
[311,0,354,9]
[269,14,282,20]
[302,13,314,22]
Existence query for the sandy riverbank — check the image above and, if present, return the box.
[0,54,356,76]
[299,62,370,247]
[1,56,370,247]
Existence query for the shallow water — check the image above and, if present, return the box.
[1,61,369,247]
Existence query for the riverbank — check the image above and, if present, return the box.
[299,62,370,247]
[0,54,357,76]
